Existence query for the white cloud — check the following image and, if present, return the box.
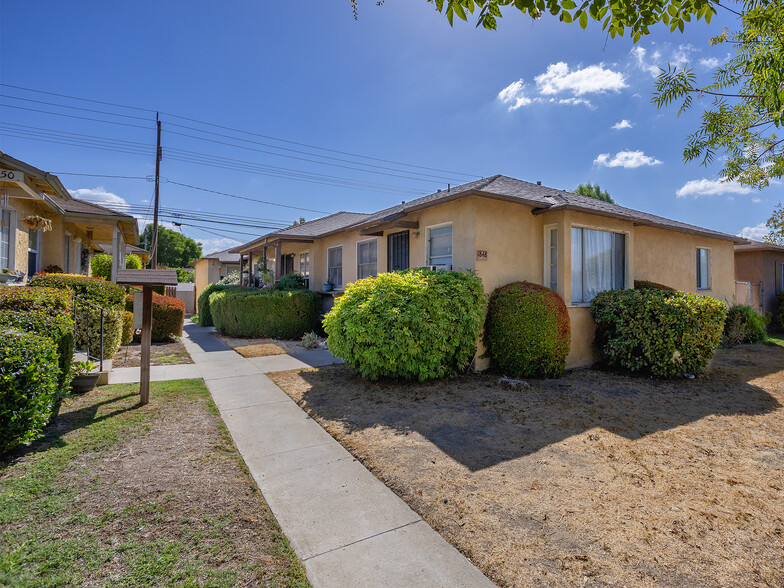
[498,79,533,110]
[612,119,633,130]
[699,57,720,69]
[675,178,754,198]
[752,197,762,203]
[69,186,130,211]
[535,62,627,96]
[594,150,662,168]
[557,97,593,107]
[671,44,696,69]
[738,222,769,241]
[630,46,661,77]
[199,237,242,255]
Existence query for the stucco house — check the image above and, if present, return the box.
[231,175,746,369]
[192,248,241,299]
[734,240,784,317]
[0,152,139,281]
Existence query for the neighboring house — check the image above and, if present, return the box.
[99,243,151,266]
[0,151,139,281]
[192,248,241,299]
[231,175,746,369]
[734,240,784,317]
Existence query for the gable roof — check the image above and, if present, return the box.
[196,248,242,264]
[0,151,71,201]
[735,239,784,253]
[60,197,135,220]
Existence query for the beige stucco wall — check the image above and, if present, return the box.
[735,249,784,314]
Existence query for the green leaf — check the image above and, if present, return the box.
[562,0,576,9]
[560,10,573,22]
[579,10,588,28]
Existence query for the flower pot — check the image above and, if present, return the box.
[323,283,333,292]
[71,373,100,394]
[0,273,12,283]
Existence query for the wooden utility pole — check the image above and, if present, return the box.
[139,285,153,404]
[151,113,162,269]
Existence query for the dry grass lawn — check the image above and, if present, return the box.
[269,344,784,588]
[216,334,311,357]
[112,340,193,368]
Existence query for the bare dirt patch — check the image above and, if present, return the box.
[112,340,193,368]
[269,344,784,588]
[216,334,320,357]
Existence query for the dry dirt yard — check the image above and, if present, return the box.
[112,340,193,368]
[215,334,319,357]
[269,344,784,588]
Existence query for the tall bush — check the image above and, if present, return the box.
[125,254,142,270]
[0,286,72,316]
[90,254,113,280]
[591,289,727,377]
[30,273,125,309]
[210,289,320,339]
[125,293,185,341]
[197,283,243,327]
[723,303,768,345]
[0,310,75,393]
[276,272,306,291]
[323,269,487,381]
[0,329,59,454]
[483,282,570,378]
[777,291,784,331]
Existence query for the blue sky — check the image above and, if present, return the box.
[0,0,777,253]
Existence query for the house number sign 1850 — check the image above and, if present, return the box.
[0,169,24,182]
[476,250,488,261]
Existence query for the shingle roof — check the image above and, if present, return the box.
[231,212,371,252]
[199,248,241,263]
[734,239,784,252]
[60,197,135,219]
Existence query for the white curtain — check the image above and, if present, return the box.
[583,229,612,301]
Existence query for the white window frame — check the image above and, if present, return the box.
[696,247,712,291]
[356,237,378,279]
[543,224,558,293]
[777,262,784,294]
[327,245,343,289]
[426,222,453,269]
[0,203,16,271]
[570,224,630,306]
[28,228,41,275]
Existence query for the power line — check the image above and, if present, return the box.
[0,103,153,130]
[0,83,479,178]
[0,94,152,122]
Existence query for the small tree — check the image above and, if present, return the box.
[574,183,615,204]
[764,203,784,246]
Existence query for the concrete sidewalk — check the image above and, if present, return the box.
[178,320,494,587]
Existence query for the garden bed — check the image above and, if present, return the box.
[0,379,308,586]
[112,340,193,368]
[269,344,784,588]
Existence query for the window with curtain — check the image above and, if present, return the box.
[696,248,711,290]
[428,225,452,268]
[327,246,342,288]
[571,227,626,304]
[546,227,558,292]
[0,208,11,269]
[357,240,378,279]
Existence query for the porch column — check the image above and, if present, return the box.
[239,254,245,286]
[248,252,253,286]
[110,226,119,281]
[275,241,282,281]
[74,238,83,274]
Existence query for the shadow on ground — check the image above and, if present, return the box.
[290,344,783,471]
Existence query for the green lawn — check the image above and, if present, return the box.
[0,380,309,587]
[767,332,784,347]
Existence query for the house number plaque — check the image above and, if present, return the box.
[476,250,488,261]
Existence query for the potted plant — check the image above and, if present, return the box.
[0,268,11,283]
[21,215,53,232]
[71,360,100,394]
[323,280,333,292]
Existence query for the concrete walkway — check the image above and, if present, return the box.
[175,320,494,587]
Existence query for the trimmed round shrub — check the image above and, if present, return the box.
[0,310,75,394]
[323,269,487,381]
[0,329,59,454]
[723,303,769,346]
[483,281,570,378]
[122,311,134,345]
[591,289,727,378]
[633,279,675,292]
[30,273,125,309]
[125,254,142,270]
[0,286,72,316]
[90,253,113,280]
[125,293,185,341]
[197,283,243,327]
[211,289,321,339]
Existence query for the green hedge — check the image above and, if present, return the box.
[197,283,244,327]
[723,303,768,346]
[122,311,134,345]
[29,273,125,309]
[210,289,321,339]
[0,310,75,394]
[323,269,487,381]
[483,282,571,378]
[0,286,72,316]
[0,329,60,454]
[591,288,727,378]
[633,279,675,292]
[72,304,124,360]
[125,293,185,341]
[90,254,113,280]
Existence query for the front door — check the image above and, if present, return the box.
[387,231,409,272]
[282,253,295,275]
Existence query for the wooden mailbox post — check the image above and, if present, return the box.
[116,269,178,405]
